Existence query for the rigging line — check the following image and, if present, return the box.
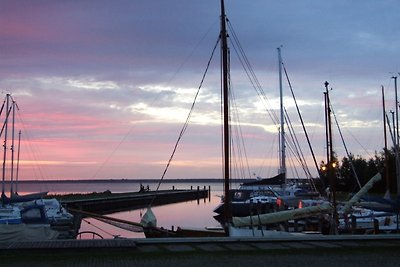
[229,85,252,179]
[284,119,306,175]
[227,20,279,126]
[0,106,12,138]
[344,128,374,159]
[82,219,115,237]
[284,108,314,180]
[15,108,48,181]
[227,20,263,92]
[0,99,5,117]
[256,133,277,178]
[166,20,218,85]
[286,153,301,180]
[151,36,221,203]
[386,113,395,145]
[330,103,362,189]
[90,22,218,181]
[285,125,308,178]
[229,39,279,126]
[281,62,321,178]
[228,21,279,125]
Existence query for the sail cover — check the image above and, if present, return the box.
[0,224,59,242]
[342,172,382,214]
[232,203,332,227]
[240,173,285,187]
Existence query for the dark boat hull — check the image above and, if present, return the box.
[213,202,278,218]
[143,226,226,238]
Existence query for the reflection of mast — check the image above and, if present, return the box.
[220,0,231,230]
[324,81,337,234]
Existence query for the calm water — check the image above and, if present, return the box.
[11,180,231,239]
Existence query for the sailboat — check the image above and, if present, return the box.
[0,94,75,241]
[142,0,327,238]
[213,44,322,225]
[142,0,232,238]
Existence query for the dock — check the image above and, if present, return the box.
[59,188,209,215]
[1,235,400,267]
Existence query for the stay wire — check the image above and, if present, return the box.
[282,62,321,178]
[83,219,115,238]
[227,20,279,126]
[330,102,362,189]
[230,84,252,179]
[150,36,221,206]
[90,20,217,182]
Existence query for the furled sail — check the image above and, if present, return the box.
[342,172,382,214]
[232,203,332,227]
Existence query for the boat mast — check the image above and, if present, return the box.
[382,86,390,197]
[15,130,21,195]
[393,75,400,197]
[277,47,286,183]
[10,99,16,196]
[1,94,9,200]
[220,0,231,229]
[324,81,337,234]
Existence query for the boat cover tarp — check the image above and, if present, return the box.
[232,203,333,227]
[1,192,48,204]
[0,224,59,242]
[342,172,382,214]
[241,173,285,186]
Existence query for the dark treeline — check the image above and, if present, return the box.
[318,148,397,194]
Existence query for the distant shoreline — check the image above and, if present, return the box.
[7,177,310,184]
[7,178,228,184]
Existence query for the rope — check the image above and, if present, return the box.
[149,36,221,206]
[330,103,362,189]
[83,218,116,237]
[227,20,279,127]
[282,62,321,180]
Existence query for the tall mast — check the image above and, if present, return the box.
[382,86,390,197]
[220,0,231,229]
[10,100,16,196]
[1,94,9,199]
[393,75,400,197]
[324,81,337,234]
[277,47,286,182]
[15,130,21,195]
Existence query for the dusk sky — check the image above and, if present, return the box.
[1,0,399,180]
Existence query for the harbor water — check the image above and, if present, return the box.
[12,180,229,239]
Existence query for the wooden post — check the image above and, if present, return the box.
[351,215,357,233]
[373,219,379,234]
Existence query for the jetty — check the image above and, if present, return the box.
[57,188,209,215]
[1,235,400,267]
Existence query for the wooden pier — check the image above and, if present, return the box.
[59,188,209,215]
[1,235,400,267]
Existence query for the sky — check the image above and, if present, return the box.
[0,0,399,181]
